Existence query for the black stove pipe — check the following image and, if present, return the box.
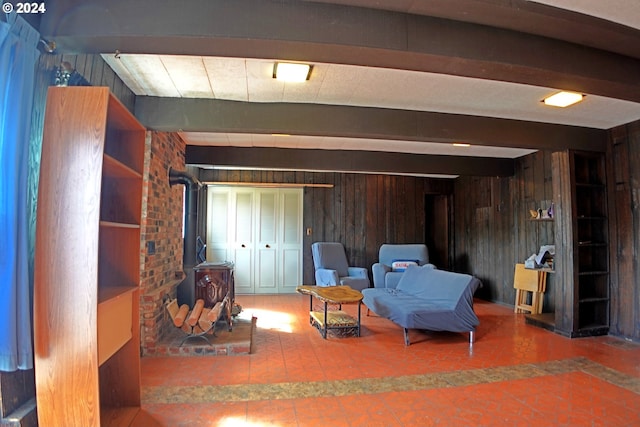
[169,167,200,267]
[169,167,201,305]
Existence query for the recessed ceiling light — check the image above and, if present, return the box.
[542,91,584,107]
[273,62,312,82]
[453,143,470,147]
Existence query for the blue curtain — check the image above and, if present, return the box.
[0,13,40,371]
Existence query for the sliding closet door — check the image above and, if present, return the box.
[232,189,255,293]
[255,190,278,293]
[206,186,302,294]
[279,189,303,293]
[206,189,230,263]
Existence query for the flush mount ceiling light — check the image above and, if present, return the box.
[273,62,312,82]
[542,91,584,107]
[453,143,471,147]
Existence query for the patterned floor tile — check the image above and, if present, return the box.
[140,294,640,426]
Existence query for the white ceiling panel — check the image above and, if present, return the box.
[159,55,212,98]
[224,133,253,147]
[283,67,324,103]
[101,54,147,95]
[315,64,361,105]
[527,0,640,30]
[246,60,284,102]
[249,134,279,148]
[203,57,249,101]
[108,54,640,131]
[113,54,180,97]
[180,132,537,159]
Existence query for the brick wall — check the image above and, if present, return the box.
[140,131,186,355]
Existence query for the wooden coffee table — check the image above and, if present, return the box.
[296,285,363,338]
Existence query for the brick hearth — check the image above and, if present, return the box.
[145,313,254,357]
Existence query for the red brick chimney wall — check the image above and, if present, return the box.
[139,131,186,356]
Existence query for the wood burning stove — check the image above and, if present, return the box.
[194,261,235,308]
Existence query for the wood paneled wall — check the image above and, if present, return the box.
[197,169,453,284]
[455,141,640,342]
[30,54,134,253]
[453,151,556,311]
[36,53,135,111]
[608,121,640,341]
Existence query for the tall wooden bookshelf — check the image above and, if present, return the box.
[34,87,147,426]
[552,150,609,338]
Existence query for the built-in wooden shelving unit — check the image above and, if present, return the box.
[550,150,609,338]
[34,87,151,426]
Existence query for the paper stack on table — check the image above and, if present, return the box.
[524,245,555,269]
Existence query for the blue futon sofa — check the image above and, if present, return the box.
[362,264,482,345]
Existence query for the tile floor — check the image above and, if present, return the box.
[140,295,640,426]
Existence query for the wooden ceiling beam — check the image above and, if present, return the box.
[186,146,515,177]
[40,0,640,103]
[136,97,606,152]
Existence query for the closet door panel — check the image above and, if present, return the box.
[232,190,254,293]
[205,186,302,294]
[281,249,302,291]
[206,189,230,262]
[280,190,303,292]
[256,191,278,293]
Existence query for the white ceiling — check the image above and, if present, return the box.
[101,0,640,167]
[527,0,640,30]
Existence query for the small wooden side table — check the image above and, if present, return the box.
[296,285,363,338]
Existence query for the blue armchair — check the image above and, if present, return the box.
[372,244,429,288]
[311,242,370,291]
